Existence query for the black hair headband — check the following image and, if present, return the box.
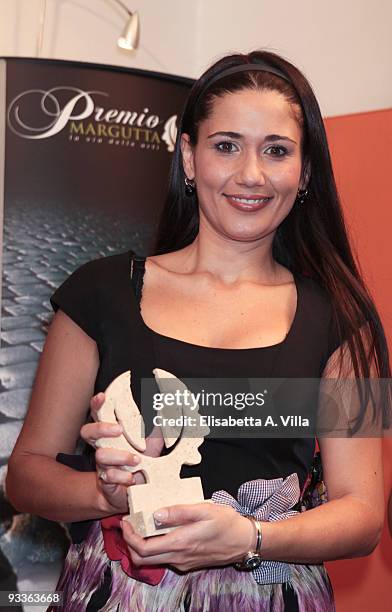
[197,61,292,100]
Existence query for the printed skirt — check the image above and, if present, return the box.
[50,519,334,611]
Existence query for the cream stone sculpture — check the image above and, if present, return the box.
[96,368,210,537]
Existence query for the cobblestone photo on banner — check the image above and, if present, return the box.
[0,196,152,597]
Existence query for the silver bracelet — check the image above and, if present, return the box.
[234,515,263,571]
[247,515,262,553]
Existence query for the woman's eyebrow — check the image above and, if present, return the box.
[265,134,297,144]
[207,131,297,144]
[207,131,242,139]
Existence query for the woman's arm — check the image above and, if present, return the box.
[255,435,384,562]
[253,329,384,562]
[5,310,123,522]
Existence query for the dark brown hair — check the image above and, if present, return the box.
[153,49,390,432]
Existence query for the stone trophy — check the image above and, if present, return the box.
[96,368,210,537]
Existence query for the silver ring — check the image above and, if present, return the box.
[98,469,107,482]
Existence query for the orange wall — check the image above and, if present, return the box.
[324,109,392,611]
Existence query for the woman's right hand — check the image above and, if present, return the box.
[80,392,165,514]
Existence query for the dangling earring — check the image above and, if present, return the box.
[297,188,308,205]
[184,176,196,197]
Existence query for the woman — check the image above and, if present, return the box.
[6,50,389,611]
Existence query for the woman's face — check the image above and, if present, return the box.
[181,88,308,244]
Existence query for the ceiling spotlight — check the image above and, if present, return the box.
[110,1,140,51]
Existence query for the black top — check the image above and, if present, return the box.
[51,250,340,498]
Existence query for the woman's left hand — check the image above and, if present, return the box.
[121,502,255,572]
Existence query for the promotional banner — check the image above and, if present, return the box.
[0,57,192,596]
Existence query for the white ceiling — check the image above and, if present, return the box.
[0,0,391,117]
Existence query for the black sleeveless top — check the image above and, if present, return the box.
[51,250,340,499]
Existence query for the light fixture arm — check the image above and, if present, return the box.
[37,0,48,57]
[110,0,133,18]
[112,1,139,52]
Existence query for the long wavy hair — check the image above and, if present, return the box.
[153,50,390,432]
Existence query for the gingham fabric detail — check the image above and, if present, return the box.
[211,472,301,585]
